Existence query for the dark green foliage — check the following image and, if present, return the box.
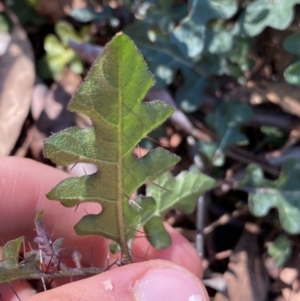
[234,0,300,37]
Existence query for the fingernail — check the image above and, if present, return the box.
[134,266,205,301]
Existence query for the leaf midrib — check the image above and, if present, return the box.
[116,42,131,263]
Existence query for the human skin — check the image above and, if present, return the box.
[0,157,209,301]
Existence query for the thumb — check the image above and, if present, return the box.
[26,260,209,301]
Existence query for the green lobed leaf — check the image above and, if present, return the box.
[44,33,180,261]
[147,171,217,214]
[234,0,300,37]
[125,171,217,249]
[124,196,170,249]
[239,159,300,234]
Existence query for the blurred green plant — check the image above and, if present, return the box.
[124,0,254,112]
[123,1,300,239]
[37,21,91,80]
[267,235,292,266]
[234,0,300,37]
[239,159,300,234]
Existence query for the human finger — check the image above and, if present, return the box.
[0,281,36,301]
[132,223,202,278]
[0,157,202,278]
[26,260,209,301]
[0,156,108,268]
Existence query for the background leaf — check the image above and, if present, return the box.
[126,171,217,249]
[125,21,212,112]
[147,170,217,214]
[240,159,300,234]
[171,0,237,58]
[125,2,251,112]
[234,0,300,37]
[37,21,88,80]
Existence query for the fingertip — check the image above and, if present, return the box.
[133,261,208,301]
[132,223,203,278]
[0,281,36,301]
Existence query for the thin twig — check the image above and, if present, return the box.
[225,146,279,177]
[203,206,249,235]
[196,196,205,257]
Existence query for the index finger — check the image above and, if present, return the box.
[0,156,202,277]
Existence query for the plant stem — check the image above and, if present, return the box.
[117,76,132,264]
